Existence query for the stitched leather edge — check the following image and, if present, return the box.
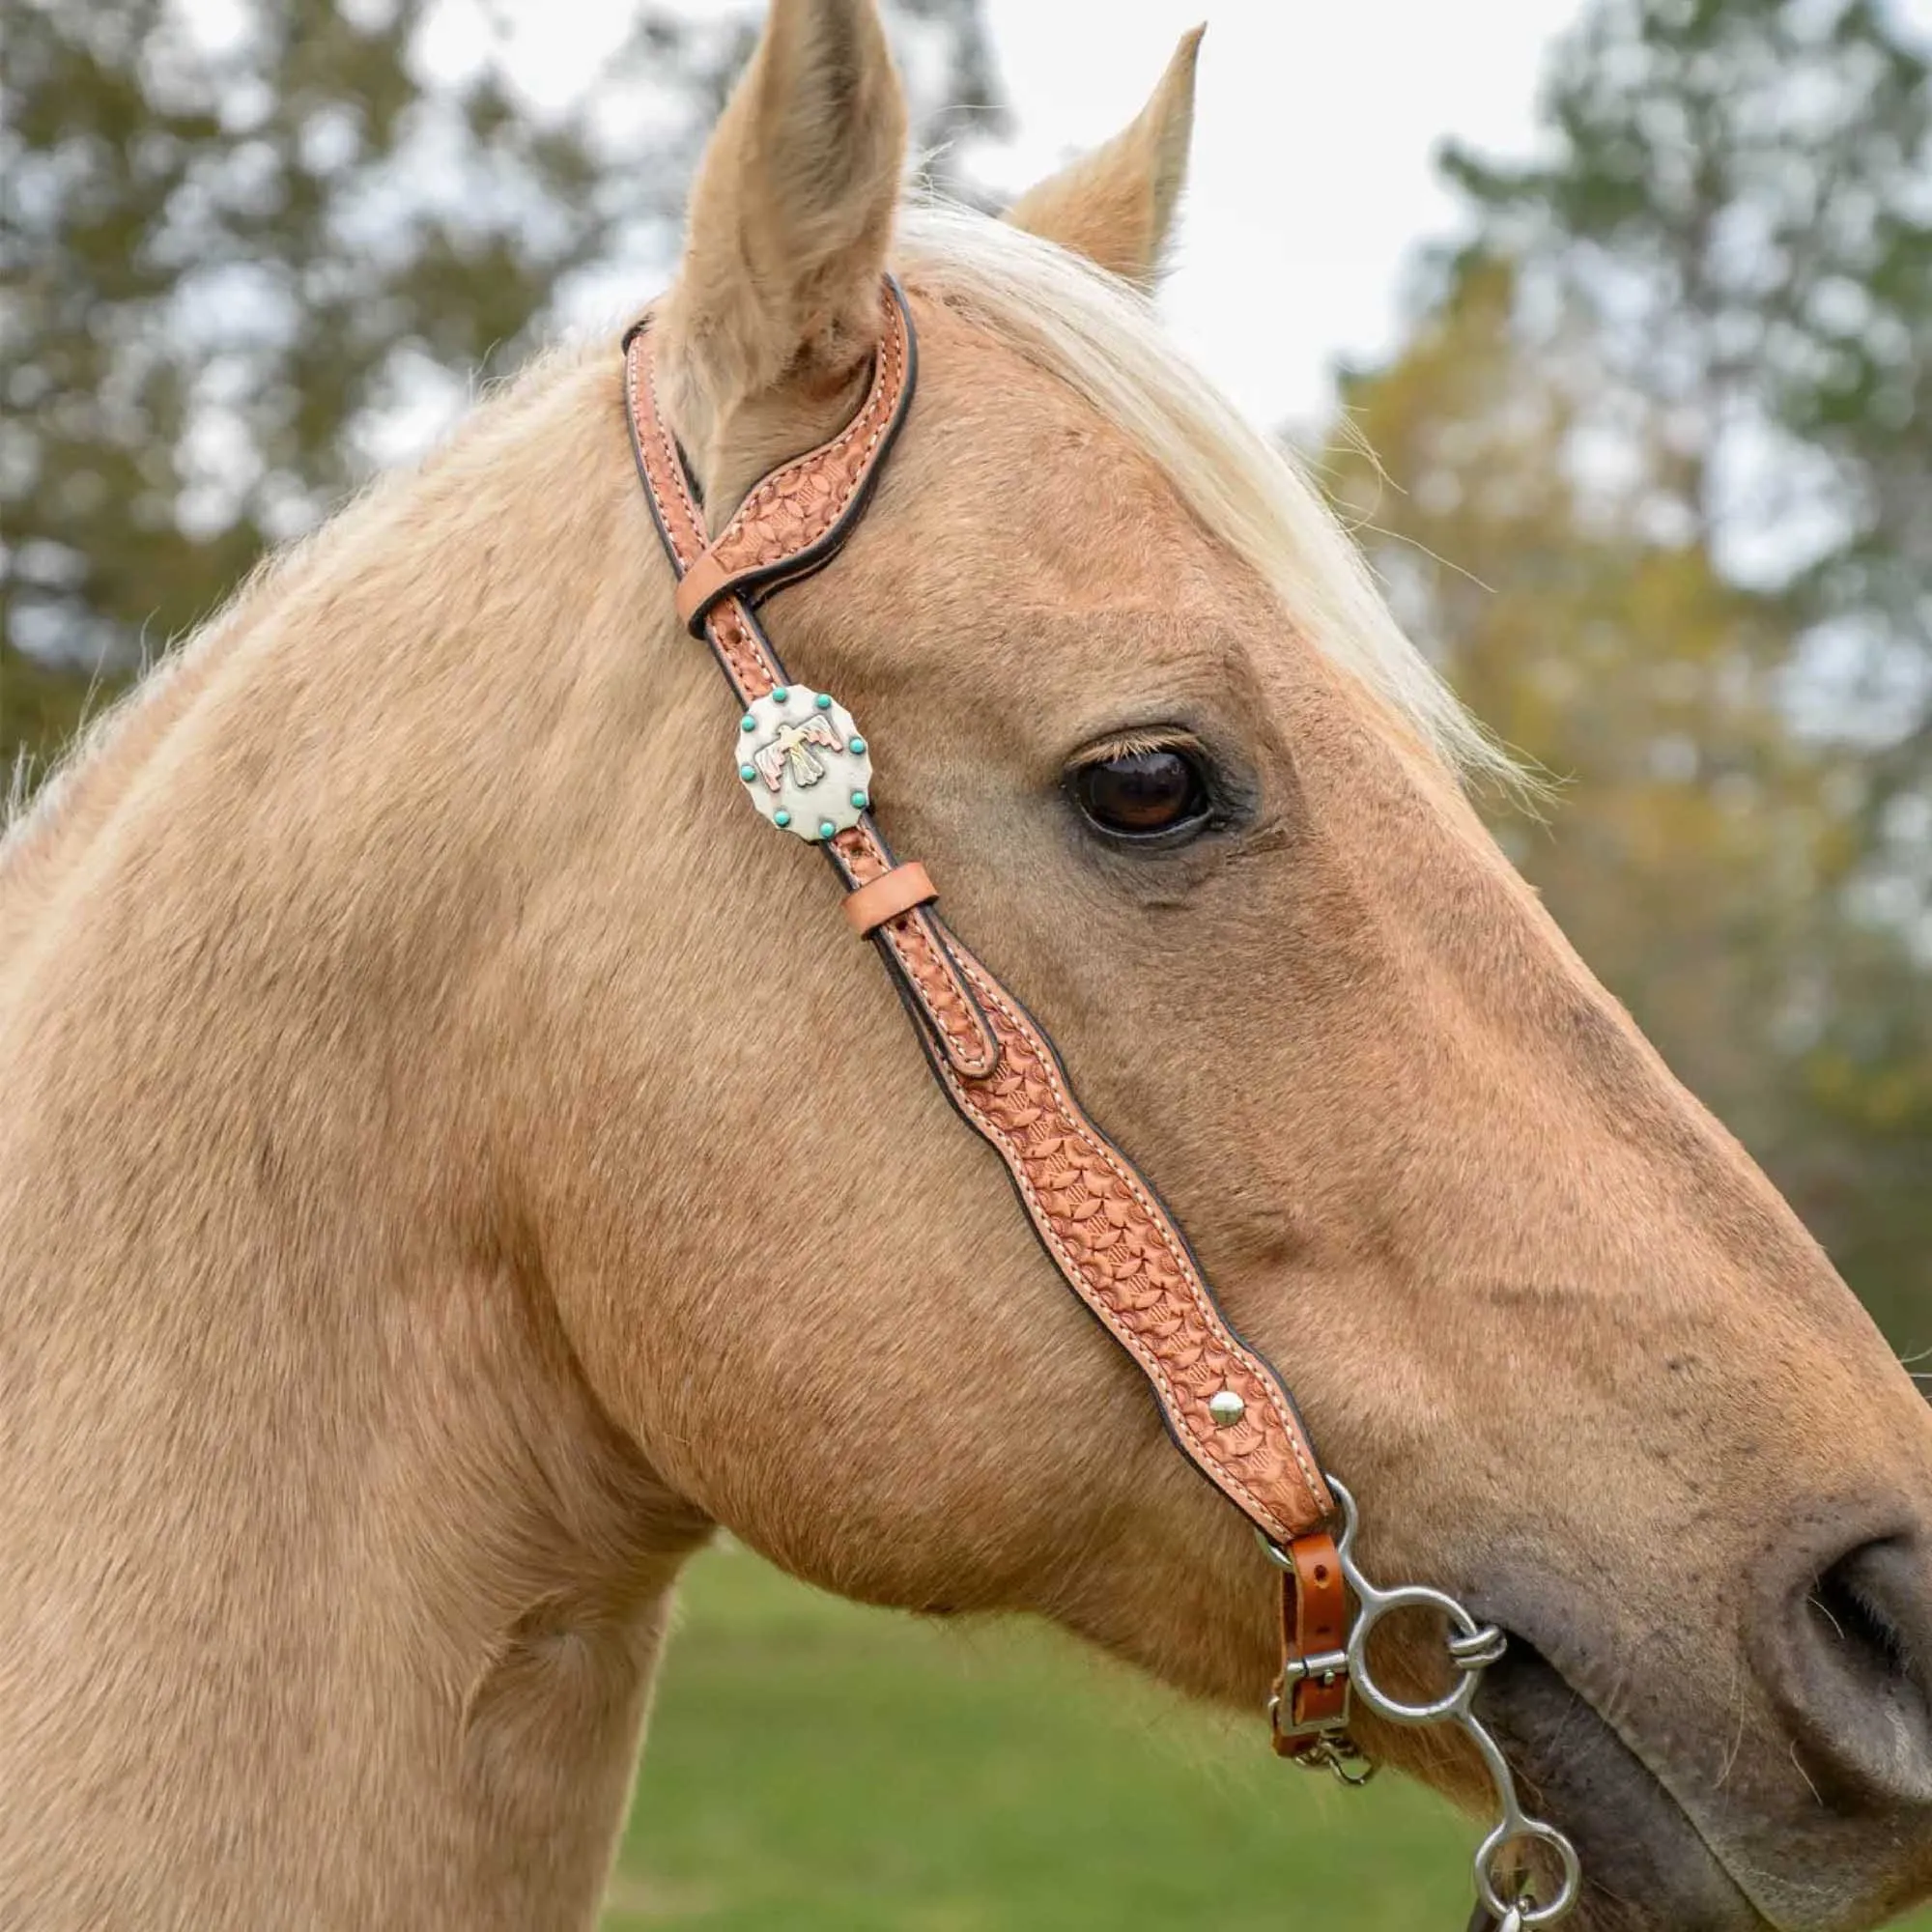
[675,283,918,635]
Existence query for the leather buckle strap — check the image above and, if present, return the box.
[622,272,1338,1557]
[1269,1531,1355,1757]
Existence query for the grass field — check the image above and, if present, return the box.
[602,1541,1932,1931]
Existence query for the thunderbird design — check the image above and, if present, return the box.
[753,715,841,792]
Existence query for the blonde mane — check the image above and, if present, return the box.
[894,201,1517,788]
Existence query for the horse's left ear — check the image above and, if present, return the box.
[1004,26,1204,292]
[656,0,908,467]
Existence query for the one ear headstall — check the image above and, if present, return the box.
[622,274,1347,1745]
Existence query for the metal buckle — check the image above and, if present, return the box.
[1267,1646,1374,1783]
[1269,1646,1352,1735]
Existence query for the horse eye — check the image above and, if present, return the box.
[1071,747,1213,842]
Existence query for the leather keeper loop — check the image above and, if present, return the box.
[673,551,730,634]
[844,862,937,936]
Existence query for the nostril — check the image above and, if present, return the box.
[1776,1534,1932,1807]
[1808,1546,1917,1704]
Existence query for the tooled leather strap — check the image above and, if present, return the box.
[624,288,999,1085]
[623,276,1337,1559]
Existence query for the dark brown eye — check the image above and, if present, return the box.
[1071,747,1212,841]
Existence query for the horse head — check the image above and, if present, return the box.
[7,4,1930,1928]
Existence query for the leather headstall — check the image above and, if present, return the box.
[622,275,1351,1755]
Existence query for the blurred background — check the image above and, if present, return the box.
[6,0,1930,1922]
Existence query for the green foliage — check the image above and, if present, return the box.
[1329,0,1932,1346]
[5,0,609,673]
[0,0,1003,786]
[1439,0,1932,811]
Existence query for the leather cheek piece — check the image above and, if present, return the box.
[843,862,938,936]
[923,941,1331,1544]
[623,271,1337,1556]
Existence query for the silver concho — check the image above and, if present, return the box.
[733,686,873,842]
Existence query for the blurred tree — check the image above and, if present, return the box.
[0,0,1004,790]
[1325,0,1932,1344]
[1329,262,1848,1155]
[1441,0,1932,895]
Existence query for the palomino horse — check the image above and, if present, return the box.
[4,3,1930,1927]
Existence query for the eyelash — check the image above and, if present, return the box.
[1081,729,1203,766]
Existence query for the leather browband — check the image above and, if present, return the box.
[623,273,1340,1632]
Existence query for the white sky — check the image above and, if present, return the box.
[494,0,1590,439]
[438,0,1932,442]
[976,0,1583,432]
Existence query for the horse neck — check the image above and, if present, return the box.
[0,352,711,1930]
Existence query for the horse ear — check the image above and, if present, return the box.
[658,0,908,445]
[1005,27,1204,292]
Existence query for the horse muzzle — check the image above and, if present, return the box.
[1468,1509,1932,1932]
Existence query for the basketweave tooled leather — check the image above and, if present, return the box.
[621,274,1338,1553]
[669,306,912,635]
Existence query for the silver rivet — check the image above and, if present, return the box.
[1208,1388,1246,1428]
